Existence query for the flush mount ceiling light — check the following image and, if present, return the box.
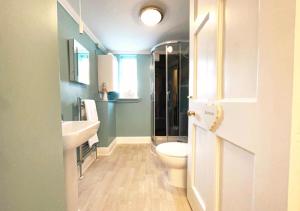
[140,6,163,26]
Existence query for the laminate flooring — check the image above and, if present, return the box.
[78,144,192,211]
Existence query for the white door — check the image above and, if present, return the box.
[187,0,294,210]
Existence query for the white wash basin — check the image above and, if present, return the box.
[61,121,99,211]
[62,121,100,150]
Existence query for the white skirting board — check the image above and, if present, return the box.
[97,138,118,156]
[115,136,151,144]
[97,136,151,156]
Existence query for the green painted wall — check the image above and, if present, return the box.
[58,3,151,143]
[0,1,65,210]
[116,55,152,137]
[57,3,116,147]
[97,102,116,147]
[57,3,103,121]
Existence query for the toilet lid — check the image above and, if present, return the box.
[156,142,188,157]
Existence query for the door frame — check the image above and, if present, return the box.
[288,0,300,209]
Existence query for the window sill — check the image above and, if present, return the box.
[117,98,141,103]
[96,99,117,103]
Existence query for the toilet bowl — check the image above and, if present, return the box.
[156,142,188,188]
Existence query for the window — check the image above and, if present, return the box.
[118,55,138,99]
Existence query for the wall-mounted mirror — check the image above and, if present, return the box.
[68,39,90,85]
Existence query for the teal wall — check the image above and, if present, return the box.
[57,3,103,121]
[116,55,152,137]
[57,3,151,145]
[57,3,117,147]
[0,1,65,210]
[97,102,116,147]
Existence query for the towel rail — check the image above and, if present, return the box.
[77,97,84,179]
[77,97,98,179]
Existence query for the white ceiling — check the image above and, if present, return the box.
[66,0,189,52]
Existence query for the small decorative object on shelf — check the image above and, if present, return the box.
[107,91,119,101]
[101,82,108,101]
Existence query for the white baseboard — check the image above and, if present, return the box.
[115,136,151,144]
[97,136,151,156]
[97,138,117,156]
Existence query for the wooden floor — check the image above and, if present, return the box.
[78,144,192,211]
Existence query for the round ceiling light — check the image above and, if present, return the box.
[140,7,163,26]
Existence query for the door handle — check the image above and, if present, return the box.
[187,96,193,99]
[187,111,196,116]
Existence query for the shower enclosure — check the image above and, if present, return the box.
[151,41,189,145]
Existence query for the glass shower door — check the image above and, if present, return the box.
[166,44,180,142]
[153,48,167,145]
[152,41,189,145]
[178,43,189,142]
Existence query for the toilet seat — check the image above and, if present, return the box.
[156,142,188,158]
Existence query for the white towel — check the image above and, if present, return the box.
[83,99,100,147]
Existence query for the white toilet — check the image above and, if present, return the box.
[156,142,188,188]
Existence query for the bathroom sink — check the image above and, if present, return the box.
[62,121,100,150]
[61,121,99,211]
